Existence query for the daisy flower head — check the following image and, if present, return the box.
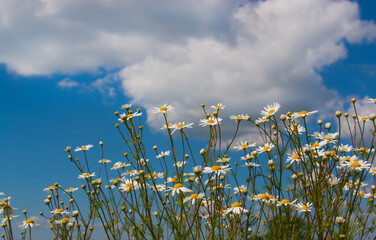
[233,141,256,151]
[340,158,371,172]
[118,111,142,122]
[241,154,254,161]
[337,144,353,153]
[234,185,248,194]
[121,104,132,110]
[43,185,58,192]
[54,217,76,225]
[65,187,78,193]
[286,151,304,164]
[75,144,93,152]
[20,218,39,229]
[78,172,95,179]
[217,157,230,164]
[50,208,70,216]
[0,204,16,216]
[156,151,170,159]
[276,199,297,207]
[183,193,205,205]
[111,161,130,170]
[153,104,174,114]
[292,110,318,119]
[358,116,369,122]
[253,193,278,204]
[229,114,249,122]
[367,98,376,104]
[256,116,269,124]
[199,116,222,127]
[211,103,226,110]
[286,124,305,135]
[168,183,192,197]
[174,161,187,168]
[122,169,139,177]
[171,122,194,134]
[167,176,178,183]
[296,202,312,213]
[149,171,164,179]
[261,102,281,117]
[1,215,18,225]
[161,123,174,130]
[150,184,166,192]
[99,159,112,164]
[203,165,231,175]
[119,179,139,192]
[223,202,248,215]
[257,143,275,154]
[243,162,260,168]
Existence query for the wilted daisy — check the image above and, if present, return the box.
[286,124,305,135]
[229,114,249,122]
[367,98,376,104]
[0,215,18,225]
[153,104,174,113]
[261,102,281,117]
[296,202,312,213]
[233,141,256,151]
[0,204,16,216]
[203,165,231,175]
[211,103,226,110]
[199,116,222,127]
[74,144,93,152]
[171,122,194,134]
[20,218,39,229]
[78,172,95,179]
[223,202,248,215]
[257,143,275,154]
[183,193,205,204]
[167,183,192,196]
[156,151,170,159]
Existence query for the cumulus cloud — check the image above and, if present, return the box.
[0,0,375,139]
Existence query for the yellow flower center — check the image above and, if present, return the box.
[56,209,64,213]
[235,116,242,119]
[157,186,162,190]
[311,142,319,148]
[207,119,215,124]
[361,117,368,121]
[173,183,183,189]
[292,153,300,160]
[330,151,336,155]
[125,183,132,188]
[231,202,242,208]
[211,165,222,171]
[61,218,69,224]
[83,173,91,177]
[170,177,177,182]
[81,146,86,150]
[240,144,248,148]
[176,123,184,128]
[268,109,275,114]
[115,177,122,181]
[128,170,134,174]
[359,192,365,197]
[188,177,195,181]
[2,205,10,209]
[299,111,309,115]
[159,107,168,111]
[152,173,159,178]
[359,147,367,151]
[190,194,199,199]
[350,162,361,168]
[127,114,133,118]
[345,182,351,186]
[301,205,309,211]
[259,194,270,200]
[262,146,271,151]
[280,199,289,204]
[25,219,34,224]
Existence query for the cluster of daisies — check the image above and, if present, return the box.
[0,192,39,231]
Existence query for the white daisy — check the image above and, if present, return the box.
[78,172,95,179]
[261,102,281,117]
[156,151,170,159]
[183,193,205,204]
[203,165,231,175]
[199,117,222,127]
[295,202,312,213]
[153,104,174,113]
[211,103,226,110]
[223,202,248,215]
[20,218,39,229]
[167,183,192,196]
[229,114,249,122]
[171,122,194,134]
[74,144,93,152]
[233,141,256,151]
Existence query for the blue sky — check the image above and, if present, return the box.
[0,0,375,238]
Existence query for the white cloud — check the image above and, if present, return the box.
[0,0,375,139]
[57,78,79,88]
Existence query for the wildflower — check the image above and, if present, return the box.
[150,184,166,192]
[43,185,58,191]
[234,185,248,194]
[328,176,340,186]
[99,159,112,164]
[243,162,260,168]
[286,124,305,135]
[185,176,198,183]
[174,161,187,168]
[338,144,353,153]
[296,202,312,213]
[20,218,39,229]
[65,187,78,193]
[122,169,139,177]
[78,172,95,179]
[50,208,70,216]
[167,183,192,197]
[118,111,142,122]
[355,146,374,153]
[161,123,174,130]
[233,141,256,151]
[167,177,178,183]
[0,204,16,216]
[261,102,281,116]
[193,166,203,175]
[199,116,222,127]
[121,104,132,109]
[0,215,18,225]
[241,154,254,161]
[253,193,277,204]
[171,122,194,134]
[138,158,149,164]
[229,114,249,122]
[203,165,231,175]
[336,216,345,224]
[276,199,297,207]
[211,103,226,110]
[257,143,275,154]
[223,202,248,215]
[74,144,93,152]
[367,98,376,104]
[313,132,339,145]
[119,179,139,192]
[286,152,304,164]
[149,172,164,179]
[217,157,230,164]
[153,104,174,113]
[358,116,369,122]
[340,158,371,172]
[183,193,205,204]
[292,110,318,118]
[54,217,76,225]
[111,161,130,170]
[256,116,269,123]
[357,191,372,198]
[156,151,170,159]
